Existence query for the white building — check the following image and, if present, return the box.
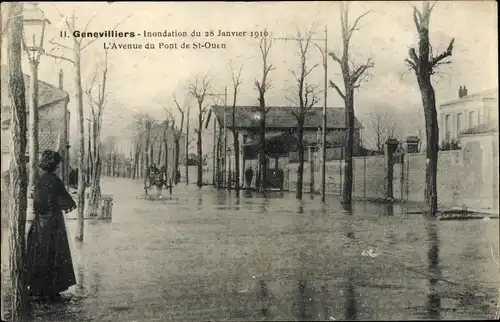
[439,86,498,142]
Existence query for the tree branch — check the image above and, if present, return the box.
[329,80,346,100]
[431,38,455,67]
[52,4,75,33]
[43,52,76,65]
[347,10,373,41]
[48,38,73,50]
[81,13,133,50]
[329,52,342,64]
[351,57,374,84]
[405,58,417,71]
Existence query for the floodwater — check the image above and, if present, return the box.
[1,177,499,321]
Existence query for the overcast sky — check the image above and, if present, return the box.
[2,1,498,146]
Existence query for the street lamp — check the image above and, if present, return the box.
[22,2,50,218]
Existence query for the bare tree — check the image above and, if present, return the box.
[188,74,212,187]
[83,50,108,217]
[129,113,156,182]
[329,2,374,209]
[5,3,29,320]
[169,96,186,184]
[45,5,130,241]
[405,0,454,215]
[365,111,402,153]
[254,33,275,192]
[288,27,321,199]
[229,63,243,194]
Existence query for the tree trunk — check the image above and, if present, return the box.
[157,141,162,166]
[74,34,86,241]
[233,130,240,194]
[86,158,102,217]
[132,152,139,180]
[197,110,203,187]
[7,3,29,319]
[86,120,92,183]
[149,141,154,167]
[258,111,267,193]
[185,134,189,185]
[418,75,439,215]
[174,139,180,184]
[296,118,305,199]
[216,129,222,188]
[342,90,355,210]
[164,139,169,178]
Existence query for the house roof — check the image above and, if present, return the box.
[1,66,69,121]
[211,105,362,129]
[440,88,498,107]
[1,131,60,155]
[458,121,498,136]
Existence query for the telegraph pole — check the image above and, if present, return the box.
[275,26,329,202]
[223,87,228,189]
[321,26,328,202]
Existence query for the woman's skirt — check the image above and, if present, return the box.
[26,210,76,296]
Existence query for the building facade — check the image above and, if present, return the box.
[438,86,498,142]
[1,67,70,184]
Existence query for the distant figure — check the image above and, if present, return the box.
[245,167,254,188]
[26,150,77,301]
[146,163,164,196]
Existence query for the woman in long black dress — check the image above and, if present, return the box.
[26,150,77,301]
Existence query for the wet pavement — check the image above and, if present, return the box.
[1,177,499,321]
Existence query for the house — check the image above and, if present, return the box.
[1,67,71,184]
[210,105,363,160]
[439,86,498,143]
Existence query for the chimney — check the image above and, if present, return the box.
[58,69,63,90]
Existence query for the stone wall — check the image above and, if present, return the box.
[285,148,497,212]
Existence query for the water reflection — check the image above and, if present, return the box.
[296,279,314,320]
[385,203,394,216]
[320,283,330,321]
[344,209,358,320]
[89,271,100,298]
[297,200,304,214]
[76,264,85,296]
[258,202,267,214]
[258,280,270,320]
[426,220,442,320]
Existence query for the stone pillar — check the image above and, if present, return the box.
[385,139,400,200]
[405,136,420,153]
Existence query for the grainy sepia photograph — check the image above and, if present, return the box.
[0,1,498,321]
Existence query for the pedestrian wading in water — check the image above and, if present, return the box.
[26,150,77,301]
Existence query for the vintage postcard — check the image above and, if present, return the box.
[1,1,498,321]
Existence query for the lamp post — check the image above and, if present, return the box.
[22,2,50,219]
[275,26,328,202]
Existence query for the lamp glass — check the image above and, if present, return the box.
[22,4,50,52]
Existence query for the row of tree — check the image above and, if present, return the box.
[128,1,453,214]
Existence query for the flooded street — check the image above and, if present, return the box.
[2,177,499,321]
